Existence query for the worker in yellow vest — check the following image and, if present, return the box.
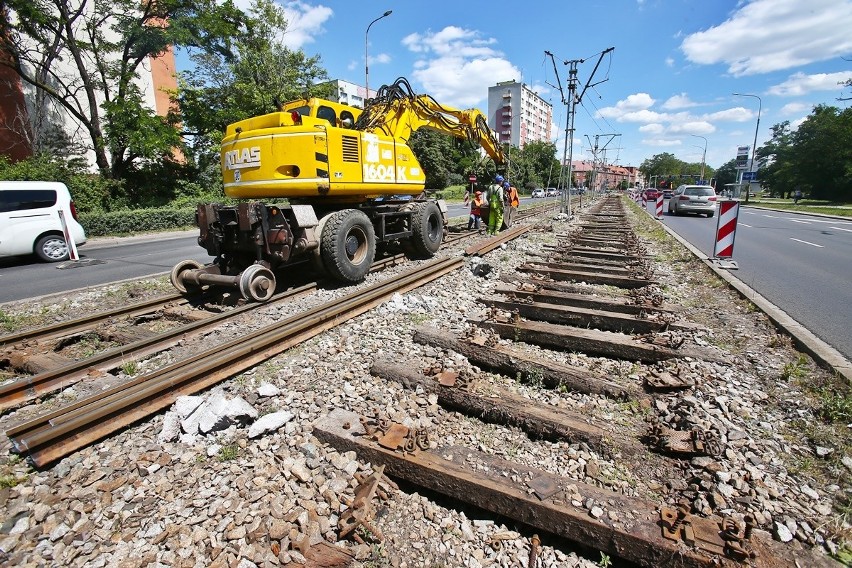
[486,175,505,235]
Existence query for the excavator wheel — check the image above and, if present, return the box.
[409,201,443,258]
[320,209,376,282]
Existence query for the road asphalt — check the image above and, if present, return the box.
[649,202,852,383]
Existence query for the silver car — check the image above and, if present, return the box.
[668,185,718,217]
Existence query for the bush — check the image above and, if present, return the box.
[0,153,125,213]
[433,184,468,200]
[79,207,197,236]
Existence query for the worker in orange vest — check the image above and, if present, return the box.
[503,181,519,228]
[468,190,485,230]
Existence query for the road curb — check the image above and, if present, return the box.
[741,204,851,222]
[648,206,852,385]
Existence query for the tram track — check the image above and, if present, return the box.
[4,220,539,466]
[16,198,824,568]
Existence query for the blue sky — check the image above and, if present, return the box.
[221,0,852,171]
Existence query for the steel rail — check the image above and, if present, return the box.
[0,237,482,412]
[0,281,319,412]
[8,256,464,467]
[0,292,186,348]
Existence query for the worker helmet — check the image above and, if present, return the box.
[502,181,510,189]
[495,175,504,183]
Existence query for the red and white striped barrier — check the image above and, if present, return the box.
[713,200,739,258]
[641,192,647,209]
[57,210,80,261]
[655,195,663,219]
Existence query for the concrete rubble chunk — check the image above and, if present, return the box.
[174,395,205,419]
[181,392,259,435]
[157,410,181,444]
[248,410,294,439]
[257,383,281,397]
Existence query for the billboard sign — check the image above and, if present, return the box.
[736,145,750,169]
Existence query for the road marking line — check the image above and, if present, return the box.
[788,219,811,224]
[789,238,823,248]
[762,214,777,218]
[739,223,753,228]
[829,226,852,233]
[802,219,852,225]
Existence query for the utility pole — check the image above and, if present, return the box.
[544,47,615,216]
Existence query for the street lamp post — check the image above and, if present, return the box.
[690,134,707,183]
[733,93,762,204]
[365,10,392,101]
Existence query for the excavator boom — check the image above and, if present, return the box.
[355,78,505,165]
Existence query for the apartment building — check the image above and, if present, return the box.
[487,80,553,149]
[0,10,178,168]
[321,79,371,109]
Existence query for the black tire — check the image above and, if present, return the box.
[706,212,714,218]
[34,234,69,262]
[409,201,443,257]
[320,209,375,282]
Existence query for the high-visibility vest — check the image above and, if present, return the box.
[508,186,519,207]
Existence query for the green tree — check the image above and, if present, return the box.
[713,159,738,190]
[756,121,796,197]
[517,141,560,190]
[177,0,331,169]
[640,152,685,182]
[1,0,246,180]
[409,129,458,189]
[792,105,851,200]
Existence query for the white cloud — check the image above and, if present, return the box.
[643,138,683,147]
[767,71,852,96]
[368,53,391,66]
[278,2,334,49]
[780,102,810,115]
[662,93,701,110]
[704,107,754,122]
[665,57,675,68]
[402,26,519,107]
[790,116,808,130]
[680,0,852,76]
[639,123,664,134]
[668,121,715,135]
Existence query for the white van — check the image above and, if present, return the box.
[0,181,87,262]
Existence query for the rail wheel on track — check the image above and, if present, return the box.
[238,264,276,302]
[170,259,205,294]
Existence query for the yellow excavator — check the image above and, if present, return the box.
[170,78,505,302]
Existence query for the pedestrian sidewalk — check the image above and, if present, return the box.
[84,228,196,250]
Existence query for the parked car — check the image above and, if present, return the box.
[668,185,717,217]
[0,181,87,262]
[531,188,545,198]
[545,188,558,197]
[643,188,660,200]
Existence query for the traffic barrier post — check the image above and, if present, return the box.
[57,210,80,261]
[712,200,739,269]
[655,195,663,219]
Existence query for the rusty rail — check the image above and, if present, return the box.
[7,256,465,467]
